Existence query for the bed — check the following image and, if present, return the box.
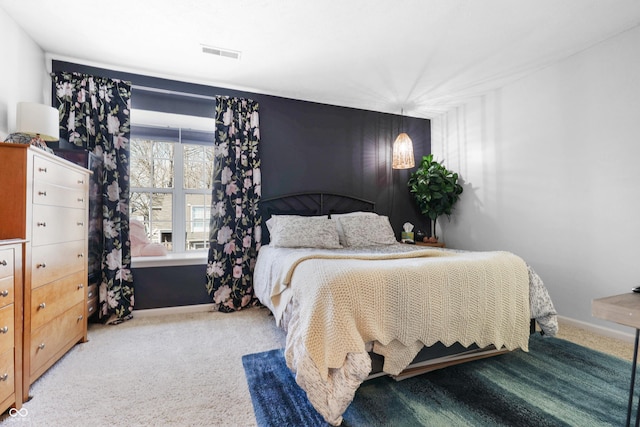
[253,192,558,425]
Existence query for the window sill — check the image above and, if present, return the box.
[131,251,208,268]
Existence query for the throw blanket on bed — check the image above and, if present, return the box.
[282,249,530,377]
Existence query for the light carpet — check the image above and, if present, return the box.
[0,307,285,427]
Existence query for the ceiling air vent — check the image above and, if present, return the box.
[201,45,241,60]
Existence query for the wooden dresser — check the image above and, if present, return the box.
[0,143,89,402]
[0,240,24,413]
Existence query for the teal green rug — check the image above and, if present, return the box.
[242,335,631,426]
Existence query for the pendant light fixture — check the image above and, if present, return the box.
[392,109,415,169]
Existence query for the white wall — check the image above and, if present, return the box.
[0,7,50,139]
[431,25,640,334]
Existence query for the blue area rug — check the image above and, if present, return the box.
[242,335,631,426]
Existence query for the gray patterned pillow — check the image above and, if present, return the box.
[269,216,342,248]
[338,215,397,247]
[331,211,378,246]
[266,214,328,233]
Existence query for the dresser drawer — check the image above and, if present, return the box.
[87,298,98,317]
[0,305,14,354]
[33,155,88,191]
[87,283,98,301]
[0,248,13,280]
[31,240,86,289]
[0,277,14,309]
[30,271,86,331]
[87,283,98,317]
[33,181,87,210]
[0,348,15,404]
[30,302,85,376]
[32,205,86,246]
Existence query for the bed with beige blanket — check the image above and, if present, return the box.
[253,193,558,425]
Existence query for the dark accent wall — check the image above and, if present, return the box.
[133,265,210,309]
[52,60,432,235]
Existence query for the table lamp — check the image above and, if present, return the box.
[4,102,59,152]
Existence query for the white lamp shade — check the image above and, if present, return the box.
[392,132,415,169]
[16,102,59,142]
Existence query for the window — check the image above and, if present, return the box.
[129,110,215,253]
[190,205,209,232]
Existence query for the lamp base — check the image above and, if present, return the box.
[4,133,54,153]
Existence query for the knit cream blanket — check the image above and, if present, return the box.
[271,248,531,379]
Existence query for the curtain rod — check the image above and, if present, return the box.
[132,84,217,101]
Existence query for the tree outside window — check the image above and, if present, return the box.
[129,122,214,253]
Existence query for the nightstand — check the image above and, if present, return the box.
[414,241,445,248]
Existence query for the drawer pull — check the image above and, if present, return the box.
[38,343,45,350]
[77,222,84,226]
[0,290,8,297]
[0,260,6,266]
[77,197,85,202]
[38,191,47,196]
[77,284,84,290]
[36,263,46,269]
[38,302,46,310]
[36,222,47,227]
[88,305,94,313]
[38,167,47,173]
[0,326,8,334]
[0,373,8,381]
[77,315,84,321]
[78,179,84,184]
[77,253,84,258]
[88,291,93,298]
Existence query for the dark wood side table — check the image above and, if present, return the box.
[592,293,640,427]
[414,241,445,248]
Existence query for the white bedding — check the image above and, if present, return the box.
[253,243,558,425]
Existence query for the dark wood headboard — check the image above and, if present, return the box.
[259,192,375,244]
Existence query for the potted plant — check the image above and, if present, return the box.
[407,154,463,242]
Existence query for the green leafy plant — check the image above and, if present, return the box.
[408,154,463,240]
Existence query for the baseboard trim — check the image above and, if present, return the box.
[133,304,215,318]
[558,315,635,343]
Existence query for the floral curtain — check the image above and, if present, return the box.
[206,96,261,312]
[52,71,134,324]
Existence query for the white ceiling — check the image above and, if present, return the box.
[2,0,640,118]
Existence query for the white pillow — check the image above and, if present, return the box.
[268,215,342,249]
[338,215,397,247]
[330,211,378,246]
